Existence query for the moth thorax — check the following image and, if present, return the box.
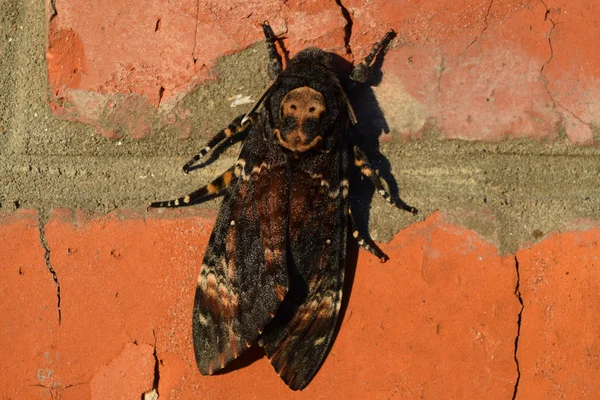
[275,86,326,153]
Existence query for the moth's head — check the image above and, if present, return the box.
[273,86,327,153]
[267,49,346,153]
[289,47,335,71]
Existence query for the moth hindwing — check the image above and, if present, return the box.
[148,23,416,390]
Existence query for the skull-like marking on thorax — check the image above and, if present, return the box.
[274,86,326,152]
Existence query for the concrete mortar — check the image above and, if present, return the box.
[1,0,599,254]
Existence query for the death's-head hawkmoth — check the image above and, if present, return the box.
[149,23,417,390]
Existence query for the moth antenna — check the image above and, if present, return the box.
[337,84,358,125]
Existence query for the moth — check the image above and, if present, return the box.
[149,23,417,390]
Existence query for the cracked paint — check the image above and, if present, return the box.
[38,213,62,325]
[538,1,591,138]
[192,0,200,64]
[536,0,600,143]
[90,341,156,399]
[515,227,600,398]
[143,330,161,399]
[336,0,354,57]
[461,0,494,55]
[512,255,524,400]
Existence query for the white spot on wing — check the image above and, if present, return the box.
[197,313,209,326]
[314,336,326,346]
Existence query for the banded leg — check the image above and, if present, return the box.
[148,167,235,210]
[262,22,283,80]
[350,30,396,83]
[348,207,389,262]
[182,115,251,173]
[353,145,418,215]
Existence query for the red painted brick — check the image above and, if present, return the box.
[1,210,521,398]
[348,0,557,142]
[541,3,600,144]
[346,0,599,143]
[47,1,600,143]
[516,227,600,398]
[47,0,346,137]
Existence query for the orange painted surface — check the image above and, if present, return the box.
[0,211,57,399]
[0,210,529,398]
[516,228,600,399]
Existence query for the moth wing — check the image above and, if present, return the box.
[259,150,348,390]
[193,133,289,375]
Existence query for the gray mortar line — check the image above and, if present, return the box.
[512,254,524,399]
[38,212,62,325]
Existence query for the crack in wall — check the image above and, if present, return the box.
[539,2,554,73]
[462,0,494,54]
[512,254,523,400]
[192,0,200,64]
[142,330,161,400]
[49,0,58,22]
[539,0,590,130]
[38,213,62,325]
[436,55,446,95]
[335,0,354,56]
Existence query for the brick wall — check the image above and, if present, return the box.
[1,0,599,398]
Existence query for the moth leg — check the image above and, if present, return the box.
[353,145,418,214]
[262,22,283,80]
[348,207,389,262]
[350,30,395,84]
[148,166,235,210]
[182,114,251,173]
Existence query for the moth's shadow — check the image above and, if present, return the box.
[328,51,407,358]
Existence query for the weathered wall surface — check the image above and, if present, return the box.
[1,0,599,398]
